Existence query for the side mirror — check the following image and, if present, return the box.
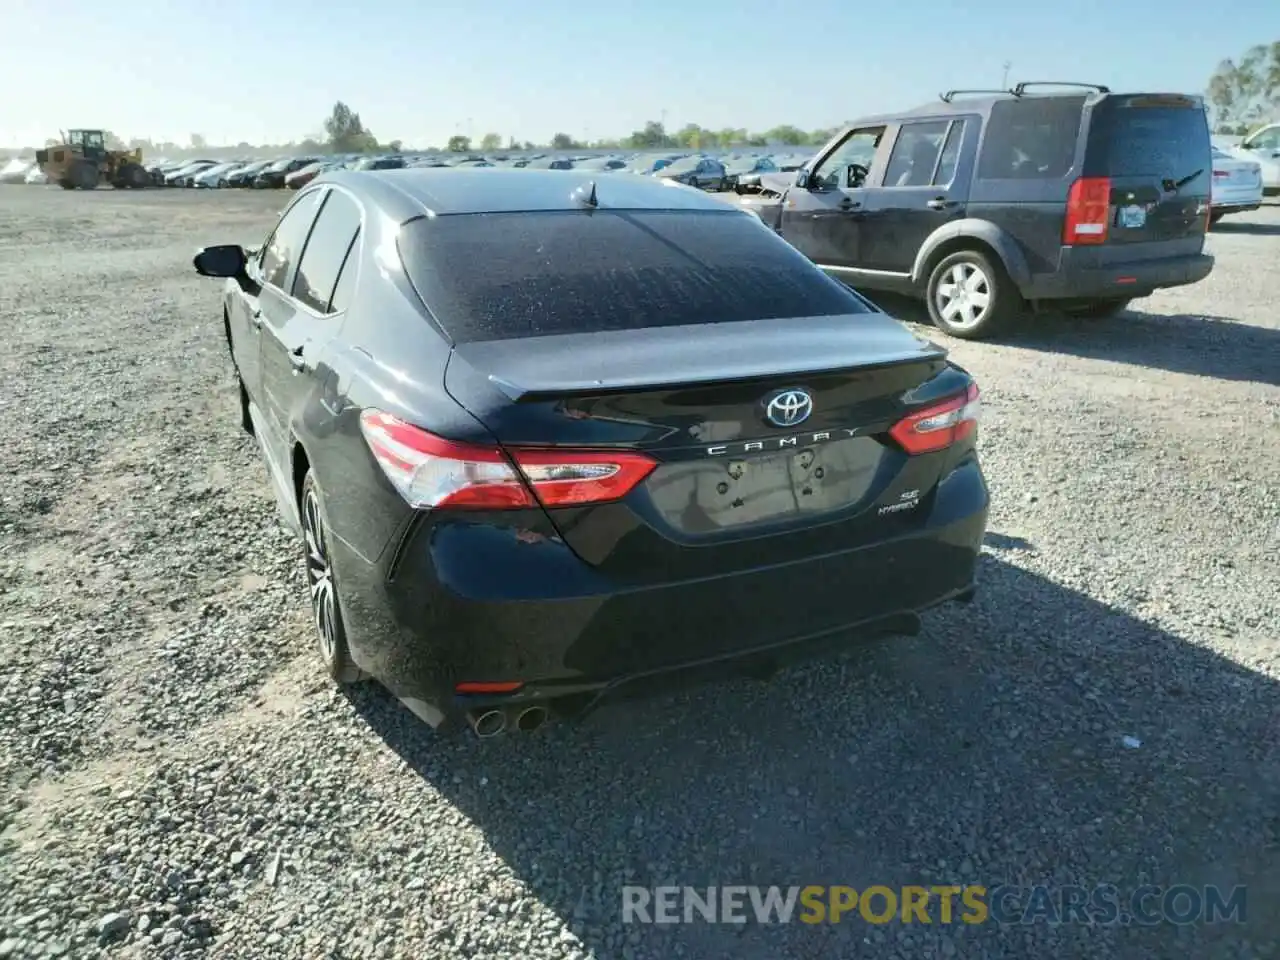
[193,244,247,278]
[795,169,814,189]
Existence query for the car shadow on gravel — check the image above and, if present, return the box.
[874,294,1280,388]
[1209,220,1280,236]
[1010,310,1280,386]
[346,555,1280,959]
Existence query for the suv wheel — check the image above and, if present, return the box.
[300,471,365,685]
[925,249,1019,339]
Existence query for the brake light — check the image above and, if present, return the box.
[1212,169,1230,179]
[359,410,658,510]
[456,681,524,694]
[1063,177,1111,245]
[888,384,980,455]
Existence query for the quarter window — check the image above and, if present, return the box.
[934,121,965,184]
[259,191,322,290]
[883,121,952,188]
[327,229,361,314]
[292,189,362,313]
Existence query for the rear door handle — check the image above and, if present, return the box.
[926,197,951,210]
[839,198,862,211]
[250,309,263,328]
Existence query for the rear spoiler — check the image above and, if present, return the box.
[450,315,949,403]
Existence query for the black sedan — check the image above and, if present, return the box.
[253,156,320,188]
[193,168,988,737]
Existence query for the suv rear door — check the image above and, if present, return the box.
[1081,94,1212,259]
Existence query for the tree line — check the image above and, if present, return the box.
[1206,41,1280,134]
[319,102,836,155]
[5,102,839,160]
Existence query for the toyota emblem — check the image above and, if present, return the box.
[764,389,813,428]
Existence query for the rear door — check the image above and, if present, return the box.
[258,187,362,467]
[1082,94,1212,257]
[402,209,963,584]
[857,118,973,272]
[248,188,324,470]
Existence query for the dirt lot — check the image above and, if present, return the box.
[1,186,1277,960]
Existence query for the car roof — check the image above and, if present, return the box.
[313,167,737,221]
[850,88,1205,128]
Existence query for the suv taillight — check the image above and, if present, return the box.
[888,384,980,455]
[1063,176,1112,245]
[359,411,658,510]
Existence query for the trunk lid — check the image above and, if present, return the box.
[445,316,960,581]
[1211,153,1262,195]
[1084,94,1212,252]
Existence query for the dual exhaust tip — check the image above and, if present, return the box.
[468,704,550,738]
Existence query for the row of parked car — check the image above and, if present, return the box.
[137,150,811,193]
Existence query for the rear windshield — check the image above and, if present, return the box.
[1086,99,1211,176]
[398,210,869,343]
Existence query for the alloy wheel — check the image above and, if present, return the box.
[934,261,991,331]
[302,489,338,663]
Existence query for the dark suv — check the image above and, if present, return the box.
[761,82,1215,338]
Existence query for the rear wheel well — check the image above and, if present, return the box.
[919,237,1004,288]
[292,445,310,515]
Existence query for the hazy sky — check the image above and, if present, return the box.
[1,0,1272,148]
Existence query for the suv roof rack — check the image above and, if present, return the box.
[940,88,1018,103]
[1012,81,1111,96]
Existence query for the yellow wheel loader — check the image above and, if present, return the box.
[35,129,151,190]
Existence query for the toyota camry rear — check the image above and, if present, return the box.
[197,168,989,737]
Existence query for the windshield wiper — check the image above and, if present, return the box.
[1162,169,1203,193]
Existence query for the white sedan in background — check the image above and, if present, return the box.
[1235,122,1280,194]
[1210,145,1263,225]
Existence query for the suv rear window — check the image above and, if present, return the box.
[1085,98,1211,176]
[977,96,1085,180]
[398,210,869,343]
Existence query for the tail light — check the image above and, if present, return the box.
[1212,169,1231,180]
[1063,176,1111,245]
[888,383,980,455]
[359,410,658,510]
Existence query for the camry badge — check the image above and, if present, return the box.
[764,389,813,428]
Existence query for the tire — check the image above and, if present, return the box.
[1065,298,1132,319]
[118,162,149,188]
[300,471,365,685]
[58,179,76,190]
[925,248,1020,340]
[69,159,99,190]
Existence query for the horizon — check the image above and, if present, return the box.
[0,0,1269,149]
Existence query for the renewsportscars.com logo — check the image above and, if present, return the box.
[621,884,1247,926]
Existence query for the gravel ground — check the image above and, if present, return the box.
[1,185,1277,960]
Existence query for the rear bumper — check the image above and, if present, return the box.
[1022,249,1214,301]
[331,458,989,726]
[1211,201,1262,214]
